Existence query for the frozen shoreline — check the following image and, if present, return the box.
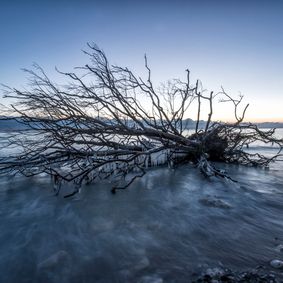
[1,160,283,282]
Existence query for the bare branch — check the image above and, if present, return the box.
[0,44,281,197]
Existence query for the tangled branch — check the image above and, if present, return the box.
[0,44,282,196]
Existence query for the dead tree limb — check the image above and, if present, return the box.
[0,44,282,196]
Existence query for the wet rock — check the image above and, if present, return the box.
[134,256,150,271]
[205,267,225,277]
[270,259,283,269]
[193,267,281,283]
[275,244,283,252]
[199,196,231,209]
[138,275,163,283]
[37,250,69,270]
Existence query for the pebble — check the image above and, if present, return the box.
[275,244,283,252]
[134,257,150,271]
[205,267,225,277]
[270,259,283,269]
[194,267,280,282]
[138,276,163,283]
[37,250,69,270]
[199,196,231,209]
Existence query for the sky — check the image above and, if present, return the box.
[0,0,282,122]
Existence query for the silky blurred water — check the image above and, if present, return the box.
[0,129,282,282]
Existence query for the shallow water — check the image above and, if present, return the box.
[1,163,283,282]
[0,130,283,282]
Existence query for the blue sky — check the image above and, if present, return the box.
[1,0,282,122]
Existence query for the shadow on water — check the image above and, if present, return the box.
[0,160,283,282]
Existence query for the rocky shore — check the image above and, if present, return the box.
[193,266,283,283]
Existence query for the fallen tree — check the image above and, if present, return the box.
[0,44,282,197]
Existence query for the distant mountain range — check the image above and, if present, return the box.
[0,117,282,131]
[247,122,283,128]
[182,119,283,129]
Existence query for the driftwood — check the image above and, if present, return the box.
[0,44,282,197]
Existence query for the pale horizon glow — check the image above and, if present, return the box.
[0,0,282,123]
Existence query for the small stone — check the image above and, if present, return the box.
[275,244,283,252]
[270,259,283,269]
[38,250,69,270]
[134,257,150,271]
[199,197,231,209]
[138,276,163,283]
[205,267,225,277]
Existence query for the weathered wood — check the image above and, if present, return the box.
[0,44,282,196]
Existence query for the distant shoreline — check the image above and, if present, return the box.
[0,118,283,131]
